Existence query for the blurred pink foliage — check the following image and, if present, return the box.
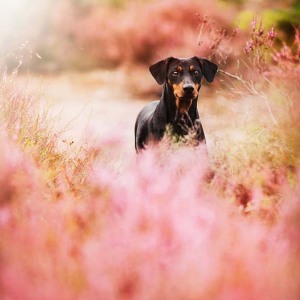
[1,137,300,299]
[56,0,234,67]
[272,27,300,80]
[1,4,300,299]
[242,18,300,80]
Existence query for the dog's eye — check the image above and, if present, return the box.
[193,70,200,76]
[171,71,180,77]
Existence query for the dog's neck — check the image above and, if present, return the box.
[162,83,198,125]
[151,83,201,139]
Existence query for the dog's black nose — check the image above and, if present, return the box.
[183,84,194,93]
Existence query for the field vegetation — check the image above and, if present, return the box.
[0,0,300,299]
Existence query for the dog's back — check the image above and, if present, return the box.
[135,100,159,151]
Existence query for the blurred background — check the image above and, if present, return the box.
[0,0,299,143]
[0,0,299,73]
[2,3,300,299]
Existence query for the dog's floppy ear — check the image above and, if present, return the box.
[149,57,174,85]
[194,57,218,83]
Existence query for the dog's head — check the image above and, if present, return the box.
[149,57,218,114]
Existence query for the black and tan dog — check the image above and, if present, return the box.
[134,56,218,152]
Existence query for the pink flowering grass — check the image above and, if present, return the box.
[0,71,101,199]
[0,70,299,298]
[0,132,300,299]
[1,16,300,300]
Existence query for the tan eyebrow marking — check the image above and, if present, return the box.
[177,66,183,72]
[190,65,196,72]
